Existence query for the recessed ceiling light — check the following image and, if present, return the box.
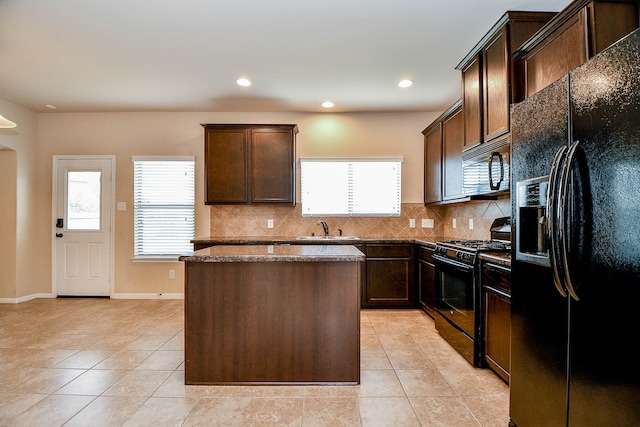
[236,78,251,87]
[398,79,414,88]
[321,101,335,108]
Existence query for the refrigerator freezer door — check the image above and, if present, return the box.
[510,76,571,427]
[567,29,640,426]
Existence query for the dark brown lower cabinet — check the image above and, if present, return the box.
[184,259,361,385]
[482,260,511,383]
[362,244,414,308]
[417,245,436,317]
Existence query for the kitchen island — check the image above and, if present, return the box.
[179,245,365,385]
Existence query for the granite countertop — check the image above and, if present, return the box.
[479,251,511,268]
[179,244,366,263]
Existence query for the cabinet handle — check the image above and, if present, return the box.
[484,262,510,273]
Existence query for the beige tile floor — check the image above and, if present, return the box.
[0,298,509,426]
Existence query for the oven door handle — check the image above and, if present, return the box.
[432,253,474,272]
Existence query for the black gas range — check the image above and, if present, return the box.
[434,238,511,265]
[432,217,511,367]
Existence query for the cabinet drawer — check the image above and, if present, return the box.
[365,244,412,258]
[482,262,511,294]
[417,246,435,263]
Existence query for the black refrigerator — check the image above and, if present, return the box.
[509,29,640,426]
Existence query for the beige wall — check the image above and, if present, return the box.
[30,110,439,298]
[0,104,515,300]
[0,99,40,301]
[0,151,17,298]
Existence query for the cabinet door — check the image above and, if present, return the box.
[417,247,436,316]
[424,123,442,204]
[462,55,482,151]
[483,27,509,142]
[363,244,414,308]
[204,128,248,204]
[523,2,638,99]
[484,287,511,383]
[524,12,587,98]
[250,127,295,204]
[442,107,464,200]
[366,258,412,307]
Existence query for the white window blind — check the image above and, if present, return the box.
[300,158,402,217]
[133,157,195,258]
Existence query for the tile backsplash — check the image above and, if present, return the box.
[209,198,511,240]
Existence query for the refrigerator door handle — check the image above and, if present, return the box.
[547,145,569,297]
[559,140,581,301]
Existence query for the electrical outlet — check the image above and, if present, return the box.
[453,218,457,229]
[117,202,126,211]
[469,219,474,229]
[267,219,274,229]
[421,219,434,228]
[409,219,416,228]
[169,269,175,279]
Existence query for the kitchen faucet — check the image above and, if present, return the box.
[318,221,329,236]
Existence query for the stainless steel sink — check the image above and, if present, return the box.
[296,236,360,240]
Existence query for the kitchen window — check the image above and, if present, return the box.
[300,157,402,217]
[133,156,195,259]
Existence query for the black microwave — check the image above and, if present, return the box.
[462,137,510,197]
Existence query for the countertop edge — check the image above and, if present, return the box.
[179,244,366,263]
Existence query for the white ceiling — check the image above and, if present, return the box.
[0,0,571,114]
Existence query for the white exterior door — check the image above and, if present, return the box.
[53,156,114,296]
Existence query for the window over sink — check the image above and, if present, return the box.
[300,157,402,217]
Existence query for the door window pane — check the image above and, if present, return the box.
[67,171,101,230]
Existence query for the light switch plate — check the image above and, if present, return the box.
[469,219,474,229]
[267,219,274,229]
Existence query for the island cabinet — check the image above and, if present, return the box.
[180,245,364,385]
[416,244,436,317]
[423,100,464,204]
[362,243,414,308]
[481,258,511,383]
[457,12,555,151]
[516,0,639,99]
[202,124,298,205]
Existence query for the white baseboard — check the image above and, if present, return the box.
[111,293,184,300]
[0,293,55,304]
[0,292,184,303]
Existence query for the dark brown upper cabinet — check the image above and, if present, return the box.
[457,12,555,151]
[202,124,298,205]
[516,0,639,99]
[422,100,464,205]
[423,121,442,204]
[442,104,464,201]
